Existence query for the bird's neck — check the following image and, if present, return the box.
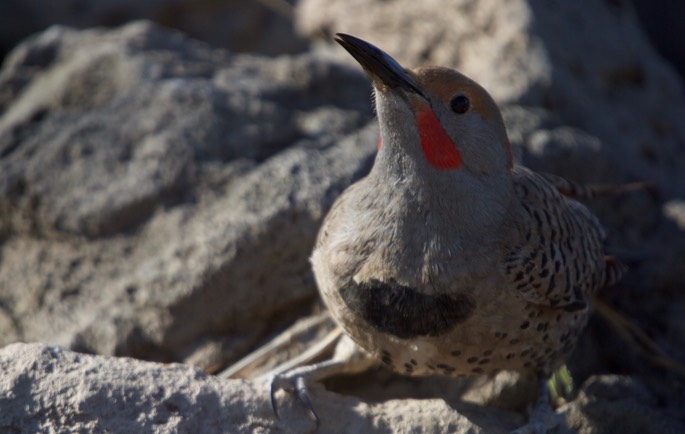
[366,147,514,250]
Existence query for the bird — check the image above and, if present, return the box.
[270,33,626,434]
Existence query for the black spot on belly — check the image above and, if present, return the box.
[338,278,475,339]
[436,363,454,372]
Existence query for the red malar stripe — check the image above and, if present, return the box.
[416,109,461,170]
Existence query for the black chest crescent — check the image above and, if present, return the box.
[338,278,475,339]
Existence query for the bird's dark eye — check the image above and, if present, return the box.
[450,95,470,114]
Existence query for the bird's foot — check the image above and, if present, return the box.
[267,334,376,427]
[270,366,321,426]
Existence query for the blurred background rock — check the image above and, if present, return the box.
[2,0,685,79]
[0,0,310,58]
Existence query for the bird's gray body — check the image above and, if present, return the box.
[311,164,608,377]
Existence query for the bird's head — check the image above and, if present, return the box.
[336,33,513,182]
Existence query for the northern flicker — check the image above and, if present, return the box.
[270,34,626,434]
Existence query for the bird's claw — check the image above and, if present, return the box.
[270,373,320,426]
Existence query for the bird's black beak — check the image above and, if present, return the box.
[335,33,426,98]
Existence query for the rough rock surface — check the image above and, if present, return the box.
[1,0,684,433]
[3,343,683,434]
[0,343,524,434]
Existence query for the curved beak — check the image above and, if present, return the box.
[335,33,426,98]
